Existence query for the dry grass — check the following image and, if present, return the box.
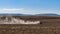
[0,24,60,34]
[0,16,60,34]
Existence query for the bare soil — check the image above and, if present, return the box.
[0,16,60,34]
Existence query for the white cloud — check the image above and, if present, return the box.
[32,8,60,14]
[0,8,60,15]
[0,8,23,11]
[0,8,24,13]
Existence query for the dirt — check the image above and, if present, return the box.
[0,16,60,34]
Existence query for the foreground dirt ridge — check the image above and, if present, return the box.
[0,25,60,34]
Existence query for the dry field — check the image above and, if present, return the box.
[0,16,60,34]
[0,24,60,34]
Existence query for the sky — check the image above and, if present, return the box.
[0,0,60,15]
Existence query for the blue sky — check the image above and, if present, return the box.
[0,0,60,15]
